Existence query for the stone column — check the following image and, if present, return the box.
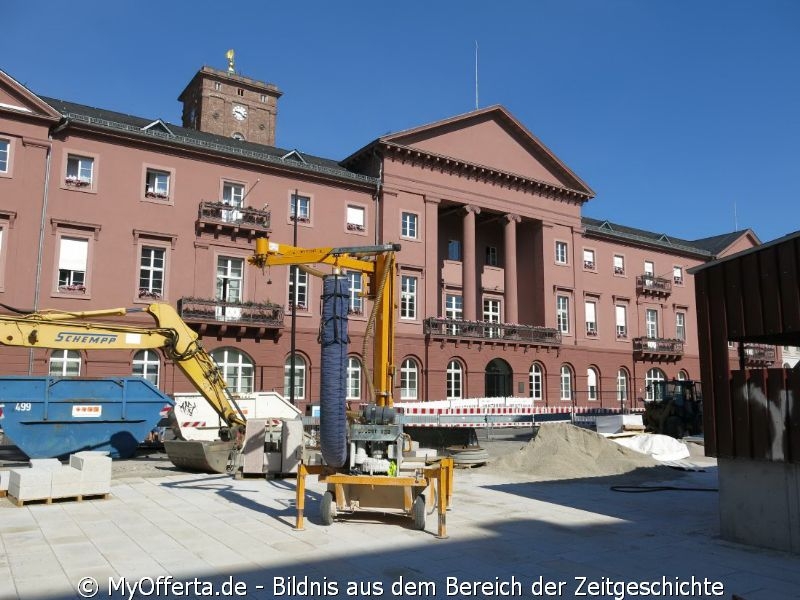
[503,214,521,324]
[462,205,480,321]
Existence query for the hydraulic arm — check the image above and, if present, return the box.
[0,302,245,428]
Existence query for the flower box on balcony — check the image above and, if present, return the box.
[586,328,598,337]
[145,191,169,200]
[583,261,595,270]
[347,223,365,232]
[290,216,310,223]
[674,277,683,285]
[614,266,625,275]
[138,289,163,300]
[347,308,363,316]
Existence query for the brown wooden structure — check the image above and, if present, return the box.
[692,230,800,463]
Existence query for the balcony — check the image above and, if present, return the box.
[636,274,672,297]
[633,337,684,361]
[196,201,271,240]
[743,344,776,367]
[424,317,561,348]
[178,297,284,338]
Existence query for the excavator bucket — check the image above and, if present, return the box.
[164,439,236,474]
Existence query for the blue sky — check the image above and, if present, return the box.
[5,1,798,243]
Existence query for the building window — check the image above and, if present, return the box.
[400,275,417,320]
[212,348,254,393]
[673,266,684,285]
[560,365,572,401]
[556,295,570,334]
[447,240,462,261]
[400,358,419,400]
[346,205,366,232]
[585,301,597,336]
[401,212,418,239]
[283,354,306,400]
[49,350,81,376]
[583,249,595,270]
[529,363,544,401]
[132,349,160,387]
[483,298,501,337]
[616,369,628,404]
[65,155,94,187]
[678,370,689,381]
[347,271,363,315]
[214,82,222,91]
[676,312,686,341]
[237,88,244,96]
[587,367,598,401]
[289,194,311,223]
[644,260,655,276]
[555,241,568,265]
[222,181,244,206]
[486,246,498,267]
[289,268,308,311]
[57,237,88,293]
[445,293,462,334]
[138,247,165,299]
[346,357,362,400]
[145,169,170,199]
[645,368,666,401]
[216,257,243,303]
[646,309,659,339]
[446,360,463,400]
[0,139,8,172]
[615,305,627,338]
[613,255,625,275]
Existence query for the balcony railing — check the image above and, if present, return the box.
[196,201,271,234]
[424,317,561,347]
[178,297,283,328]
[633,337,684,360]
[636,274,672,296]
[743,344,776,367]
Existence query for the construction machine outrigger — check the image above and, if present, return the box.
[0,302,247,473]
[249,238,453,536]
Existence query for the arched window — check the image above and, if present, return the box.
[529,363,544,401]
[677,370,689,381]
[211,348,254,393]
[560,365,572,401]
[400,358,418,400]
[49,350,81,376]
[446,360,463,400]
[132,349,160,387]
[346,357,361,400]
[616,368,628,404]
[283,354,306,400]
[645,367,666,400]
[587,367,598,401]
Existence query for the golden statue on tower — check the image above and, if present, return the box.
[226,49,235,74]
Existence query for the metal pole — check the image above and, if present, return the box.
[289,190,299,406]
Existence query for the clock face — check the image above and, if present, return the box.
[232,105,248,121]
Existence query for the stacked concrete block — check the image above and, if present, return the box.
[8,468,52,503]
[50,466,82,498]
[0,470,9,497]
[69,451,112,496]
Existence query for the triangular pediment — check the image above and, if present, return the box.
[142,119,175,136]
[0,70,61,122]
[380,106,593,196]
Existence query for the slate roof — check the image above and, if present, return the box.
[582,216,748,258]
[40,96,377,186]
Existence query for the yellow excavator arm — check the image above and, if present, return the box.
[0,303,245,427]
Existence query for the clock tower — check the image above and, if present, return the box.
[178,64,282,146]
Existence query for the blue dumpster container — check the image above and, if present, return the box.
[0,377,173,459]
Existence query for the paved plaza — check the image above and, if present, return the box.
[1,453,799,600]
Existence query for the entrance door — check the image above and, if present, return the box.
[485,358,512,397]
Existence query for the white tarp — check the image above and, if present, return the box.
[611,433,690,462]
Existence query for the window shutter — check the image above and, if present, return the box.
[347,206,364,226]
[583,250,593,263]
[58,238,88,271]
[585,301,596,322]
[615,305,626,326]
[613,255,623,269]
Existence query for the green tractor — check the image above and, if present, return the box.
[643,380,703,439]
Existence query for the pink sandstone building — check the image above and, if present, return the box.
[0,63,768,414]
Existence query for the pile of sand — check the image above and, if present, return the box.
[493,423,664,480]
